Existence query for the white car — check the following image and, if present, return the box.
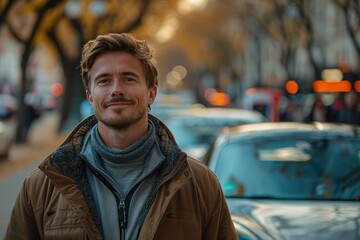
[0,94,17,158]
[205,122,360,239]
[162,107,267,161]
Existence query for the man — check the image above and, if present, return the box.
[5,33,237,239]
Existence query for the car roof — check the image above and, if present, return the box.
[167,107,267,122]
[219,122,360,140]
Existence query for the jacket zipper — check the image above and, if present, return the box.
[83,152,187,239]
[86,162,144,240]
[97,174,127,240]
[85,163,128,240]
[118,200,126,240]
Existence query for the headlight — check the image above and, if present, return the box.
[234,222,259,240]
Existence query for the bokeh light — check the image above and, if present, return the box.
[51,82,63,97]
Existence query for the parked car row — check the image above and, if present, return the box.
[152,96,360,239]
[0,92,55,159]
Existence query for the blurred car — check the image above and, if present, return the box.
[164,108,267,161]
[242,87,285,121]
[204,122,360,239]
[0,93,18,158]
[151,90,204,123]
[151,102,205,124]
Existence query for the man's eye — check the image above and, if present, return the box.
[124,77,136,82]
[98,79,110,84]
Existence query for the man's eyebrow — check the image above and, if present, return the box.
[94,73,110,81]
[92,71,140,81]
[122,72,140,78]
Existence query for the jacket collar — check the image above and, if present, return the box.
[50,114,185,178]
[39,114,188,238]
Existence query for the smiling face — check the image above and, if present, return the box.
[86,51,156,131]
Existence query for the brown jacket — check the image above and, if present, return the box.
[5,115,237,240]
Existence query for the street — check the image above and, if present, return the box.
[0,112,67,238]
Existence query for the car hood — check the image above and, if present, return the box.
[227,198,360,240]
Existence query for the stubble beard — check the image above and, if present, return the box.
[96,106,147,131]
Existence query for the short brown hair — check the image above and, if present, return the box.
[80,33,158,91]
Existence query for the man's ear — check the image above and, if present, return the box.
[86,90,93,104]
[148,87,157,105]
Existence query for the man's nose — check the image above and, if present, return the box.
[111,81,124,96]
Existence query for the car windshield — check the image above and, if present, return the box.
[168,117,252,149]
[215,135,360,201]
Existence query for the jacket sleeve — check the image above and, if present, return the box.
[203,173,237,240]
[4,175,42,240]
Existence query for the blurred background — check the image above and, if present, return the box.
[2,0,360,237]
[1,0,360,146]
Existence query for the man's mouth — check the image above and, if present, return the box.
[105,98,133,108]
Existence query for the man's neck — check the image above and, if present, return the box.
[97,118,149,149]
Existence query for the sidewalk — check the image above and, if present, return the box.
[0,112,68,179]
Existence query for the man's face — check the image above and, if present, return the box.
[86,51,156,130]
